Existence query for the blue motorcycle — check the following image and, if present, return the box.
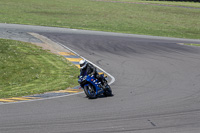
[78,74,112,99]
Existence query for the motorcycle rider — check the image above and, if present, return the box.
[79,59,107,89]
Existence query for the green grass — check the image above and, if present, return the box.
[0,0,200,39]
[185,43,200,46]
[0,39,79,98]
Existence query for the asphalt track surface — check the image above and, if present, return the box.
[1,24,200,133]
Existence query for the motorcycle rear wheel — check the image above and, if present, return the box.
[84,84,97,99]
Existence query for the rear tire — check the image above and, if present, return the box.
[84,84,97,99]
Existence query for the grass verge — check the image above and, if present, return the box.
[0,0,199,39]
[0,39,79,98]
[184,43,200,46]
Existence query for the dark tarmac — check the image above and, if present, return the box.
[1,24,200,133]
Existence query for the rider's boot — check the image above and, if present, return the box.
[102,80,108,90]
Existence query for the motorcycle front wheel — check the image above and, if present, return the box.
[84,84,97,99]
[103,85,112,97]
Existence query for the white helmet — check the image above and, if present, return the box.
[79,59,87,69]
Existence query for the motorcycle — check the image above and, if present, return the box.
[78,74,112,99]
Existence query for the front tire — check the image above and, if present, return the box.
[103,85,112,97]
[84,84,97,99]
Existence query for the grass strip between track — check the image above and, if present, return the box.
[0,0,199,39]
[0,39,79,98]
[184,43,200,47]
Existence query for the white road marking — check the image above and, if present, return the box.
[58,42,116,85]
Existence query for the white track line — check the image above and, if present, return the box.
[58,42,115,85]
[0,92,83,105]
